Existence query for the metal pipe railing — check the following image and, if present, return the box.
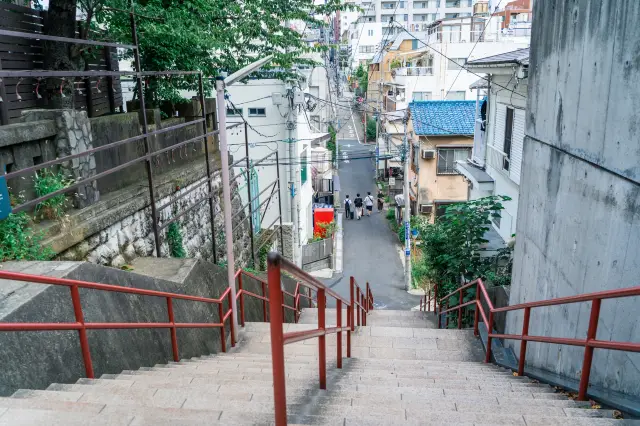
[266,252,373,426]
[435,277,640,401]
[0,270,235,379]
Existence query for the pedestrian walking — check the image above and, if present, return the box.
[377,191,384,212]
[354,193,363,220]
[364,192,374,217]
[344,195,354,220]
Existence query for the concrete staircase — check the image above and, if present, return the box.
[1,309,632,425]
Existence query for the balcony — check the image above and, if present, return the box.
[486,144,510,176]
[396,66,433,76]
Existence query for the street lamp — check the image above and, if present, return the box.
[216,55,273,340]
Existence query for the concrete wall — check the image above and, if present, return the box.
[0,259,300,396]
[507,0,640,398]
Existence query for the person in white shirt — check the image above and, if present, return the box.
[364,192,374,217]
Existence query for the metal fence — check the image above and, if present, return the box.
[0,9,283,267]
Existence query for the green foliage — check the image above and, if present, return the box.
[355,63,368,94]
[34,169,70,220]
[99,0,354,104]
[327,124,337,162]
[386,208,395,220]
[311,221,336,242]
[389,59,402,70]
[167,222,186,258]
[412,195,512,300]
[0,212,54,262]
[366,117,377,141]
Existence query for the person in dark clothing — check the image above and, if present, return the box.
[354,193,363,220]
[344,195,355,220]
[377,191,384,212]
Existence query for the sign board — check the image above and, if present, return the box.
[404,222,411,256]
[0,176,11,221]
[388,177,396,186]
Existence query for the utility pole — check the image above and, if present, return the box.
[287,86,300,265]
[375,82,382,180]
[403,109,411,291]
[215,76,240,339]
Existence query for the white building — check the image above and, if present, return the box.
[455,47,529,243]
[225,61,332,265]
[382,15,530,111]
[346,0,478,69]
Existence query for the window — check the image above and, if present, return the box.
[248,107,266,117]
[503,107,514,171]
[437,147,470,174]
[399,1,405,8]
[367,29,374,36]
[448,57,466,70]
[227,107,243,116]
[359,45,375,53]
[445,91,466,100]
[435,202,455,219]
[403,14,408,21]
[413,91,432,101]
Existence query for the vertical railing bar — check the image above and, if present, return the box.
[70,285,94,378]
[346,304,352,358]
[198,73,218,264]
[518,306,530,376]
[484,311,494,364]
[228,290,236,347]
[337,300,343,369]
[318,287,327,390]
[218,302,226,353]
[166,297,179,362]
[578,298,601,401]
[473,283,481,337]
[238,273,246,327]
[129,6,161,257]
[350,277,355,332]
[267,254,287,426]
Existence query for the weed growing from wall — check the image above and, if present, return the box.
[167,222,186,258]
[34,169,70,220]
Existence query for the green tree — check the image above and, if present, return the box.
[413,195,511,298]
[354,63,368,95]
[43,0,353,104]
[366,117,377,141]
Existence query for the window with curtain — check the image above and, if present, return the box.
[437,147,470,174]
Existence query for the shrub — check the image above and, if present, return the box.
[0,211,54,261]
[34,169,70,220]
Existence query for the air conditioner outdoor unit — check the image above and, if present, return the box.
[421,149,435,160]
[420,204,433,214]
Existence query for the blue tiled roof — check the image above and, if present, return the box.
[409,100,476,136]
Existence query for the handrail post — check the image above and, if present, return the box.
[70,285,94,378]
[366,282,371,310]
[228,290,236,347]
[350,277,355,332]
[484,311,494,363]
[347,303,352,358]
[267,254,287,426]
[434,283,438,317]
[166,297,179,361]
[318,287,327,389]
[458,289,463,329]
[473,283,480,337]
[261,281,268,322]
[420,296,423,312]
[308,287,312,308]
[218,302,227,352]
[238,273,245,327]
[337,299,343,369]
[361,292,366,326]
[518,307,530,376]
[356,287,361,327]
[578,299,601,401]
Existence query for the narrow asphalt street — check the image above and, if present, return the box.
[322,93,420,310]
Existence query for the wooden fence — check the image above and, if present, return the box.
[301,238,333,272]
[0,2,123,124]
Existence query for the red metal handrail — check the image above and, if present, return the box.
[267,252,373,426]
[435,277,640,401]
[0,270,235,379]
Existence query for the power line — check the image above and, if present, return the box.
[444,0,504,99]
[392,23,526,99]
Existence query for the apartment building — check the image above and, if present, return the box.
[346,0,476,71]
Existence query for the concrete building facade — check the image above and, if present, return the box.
[505,0,640,399]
